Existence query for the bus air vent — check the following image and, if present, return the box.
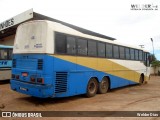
[55,72,68,93]
[12,59,16,68]
[37,59,43,70]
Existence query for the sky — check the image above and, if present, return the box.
[0,0,160,60]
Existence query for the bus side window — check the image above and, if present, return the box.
[135,49,139,60]
[77,38,87,56]
[88,40,97,57]
[139,50,143,61]
[67,36,76,55]
[98,42,105,57]
[8,49,13,60]
[55,32,66,54]
[106,43,113,58]
[130,49,135,60]
[146,53,150,67]
[125,48,130,60]
[113,45,119,59]
[0,49,8,60]
[119,46,125,59]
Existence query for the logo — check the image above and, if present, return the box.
[2,112,11,117]
[0,61,8,65]
[0,18,14,31]
[131,4,158,10]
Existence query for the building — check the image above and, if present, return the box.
[0,9,115,46]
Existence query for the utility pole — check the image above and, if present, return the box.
[150,38,154,55]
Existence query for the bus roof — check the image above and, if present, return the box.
[16,20,149,53]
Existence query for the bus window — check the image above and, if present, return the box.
[135,49,139,60]
[55,32,66,54]
[146,53,150,67]
[0,49,8,59]
[8,49,13,60]
[67,36,76,55]
[98,42,105,57]
[139,50,143,61]
[125,48,130,60]
[88,40,97,57]
[113,45,119,59]
[144,52,146,61]
[119,46,125,59]
[106,44,113,58]
[77,38,87,56]
[130,49,135,60]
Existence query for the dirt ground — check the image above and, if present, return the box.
[0,76,160,120]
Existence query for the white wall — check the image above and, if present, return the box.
[150,67,160,75]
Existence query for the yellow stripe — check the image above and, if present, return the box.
[53,55,147,83]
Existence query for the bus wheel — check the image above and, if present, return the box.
[139,74,144,85]
[86,78,98,97]
[98,77,109,94]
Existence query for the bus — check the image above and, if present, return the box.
[10,20,150,98]
[0,45,13,80]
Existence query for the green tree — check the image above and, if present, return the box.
[149,54,156,63]
[151,60,160,75]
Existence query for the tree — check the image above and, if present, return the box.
[149,54,156,63]
[151,60,160,75]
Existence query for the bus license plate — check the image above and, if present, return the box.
[20,87,27,91]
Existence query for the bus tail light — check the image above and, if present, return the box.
[12,74,15,79]
[30,77,36,82]
[37,78,44,84]
[15,75,20,79]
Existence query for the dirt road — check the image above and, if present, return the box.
[0,76,160,120]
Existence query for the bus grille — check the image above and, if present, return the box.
[12,59,16,68]
[37,59,43,70]
[55,72,68,93]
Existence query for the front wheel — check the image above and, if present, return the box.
[86,78,98,97]
[139,75,144,85]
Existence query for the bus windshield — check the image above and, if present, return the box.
[14,21,47,54]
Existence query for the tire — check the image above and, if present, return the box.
[86,78,98,97]
[98,77,109,94]
[139,75,144,85]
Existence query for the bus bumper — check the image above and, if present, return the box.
[10,80,54,98]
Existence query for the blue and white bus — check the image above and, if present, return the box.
[10,20,150,98]
[0,45,13,80]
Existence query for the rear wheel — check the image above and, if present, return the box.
[98,77,109,94]
[86,78,98,97]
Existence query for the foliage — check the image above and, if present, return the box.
[151,60,160,67]
[151,60,160,75]
[149,54,156,63]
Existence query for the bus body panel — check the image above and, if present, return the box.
[10,20,150,98]
[10,54,144,98]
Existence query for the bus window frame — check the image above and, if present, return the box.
[0,48,12,60]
